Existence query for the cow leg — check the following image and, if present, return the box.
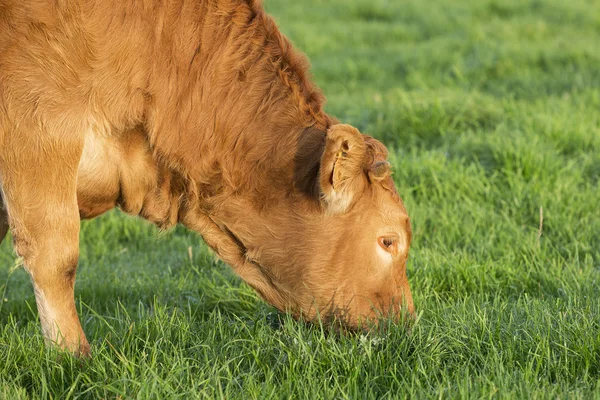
[0,195,8,244]
[0,122,88,356]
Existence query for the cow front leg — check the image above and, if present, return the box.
[0,124,89,356]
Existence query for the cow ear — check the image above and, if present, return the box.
[319,124,366,214]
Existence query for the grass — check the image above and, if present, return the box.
[1,0,599,397]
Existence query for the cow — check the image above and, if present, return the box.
[0,0,414,357]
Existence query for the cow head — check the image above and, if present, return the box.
[187,123,414,330]
[289,123,414,327]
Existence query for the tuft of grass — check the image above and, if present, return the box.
[1,0,599,397]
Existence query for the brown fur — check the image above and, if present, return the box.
[0,0,413,356]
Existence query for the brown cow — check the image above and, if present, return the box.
[0,0,414,356]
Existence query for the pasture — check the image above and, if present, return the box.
[1,0,599,397]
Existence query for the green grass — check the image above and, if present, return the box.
[1,0,600,397]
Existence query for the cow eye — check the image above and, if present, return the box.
[378,235,399,256]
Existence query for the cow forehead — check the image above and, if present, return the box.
[369,186,408,225]
[342,196,406,232]
[370,202,407,227]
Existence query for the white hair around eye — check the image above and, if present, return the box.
[376,241,393,265]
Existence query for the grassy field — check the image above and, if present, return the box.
[1,0,600,397]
